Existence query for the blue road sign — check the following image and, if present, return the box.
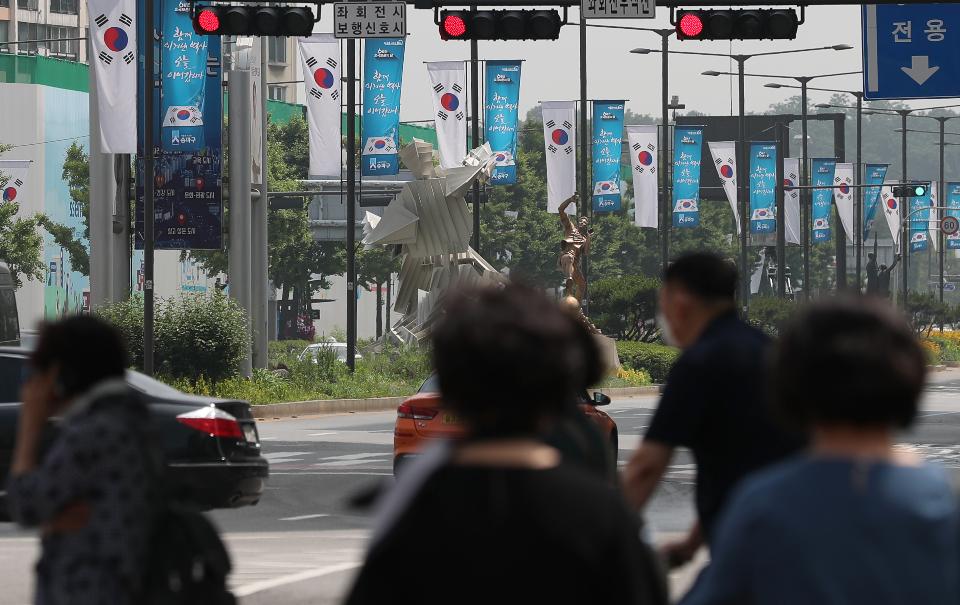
[862,3,960,100]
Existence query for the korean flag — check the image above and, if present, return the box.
[674,198,699,213]
[163,105,204,127]
[813,217,829,231]
[593,180,621,195]
[751,208,774,220]
[363,136,398,155]
[493,150,515,167]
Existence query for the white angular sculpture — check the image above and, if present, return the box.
[366,139,504,343]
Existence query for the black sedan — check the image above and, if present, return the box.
[0,347,269,520]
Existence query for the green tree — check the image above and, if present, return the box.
[0,144,45,288]
[590,275,660,341]
[357,245,399,338]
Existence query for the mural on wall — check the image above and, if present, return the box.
[43,87,90,319]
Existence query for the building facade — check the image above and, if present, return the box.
[0,0,88,62]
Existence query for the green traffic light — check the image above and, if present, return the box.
[915,185,926,196]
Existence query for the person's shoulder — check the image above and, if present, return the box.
[726,455,811,514]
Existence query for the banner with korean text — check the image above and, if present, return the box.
[428,61,467,169]
[910,184,932,253]
[672,126,704,229]
[592,100,624,212]
[749,143,776,234]
[485,60,521,185]
[627,125,658,228]
[947,182,960,250]
[136,0,223,250]
[708,141,739,235]
[862,163,889,242]
[811,158,836,243]
[300,35,342,177]
[362,38,405,176]
[541,101,576,214]
[784,158,801,245]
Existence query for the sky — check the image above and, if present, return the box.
[309,3,959,124]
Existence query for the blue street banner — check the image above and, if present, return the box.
[811,158,836,243]
[484,60,522,186]
[749,142,777,234]
[672,125,704,228]
[862,163,889,241]
[136,0,223,250]
[361,38,404,176]
[947,182,960,250]
[159,4,209,152]
[910,184,933,253]
[591,100,625,212]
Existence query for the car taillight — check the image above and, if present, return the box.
[176,406,244,439]
[397,403,439,421]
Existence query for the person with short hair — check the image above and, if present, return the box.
[7,316,156,605]
[681,298,960,604]
[345,283,667,605]
[623,252,806,565]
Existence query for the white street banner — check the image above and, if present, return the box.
[0,160,31,206]
[89,0,137,153]
[708,141,739,235]
[880,182,902,248]
[833,162,855,241]
[541,101,577,213]
[427,61,467,169]
[299,34,342,177]
[627,125,658,228]
[929,180,940,251]
[784,158,801,245]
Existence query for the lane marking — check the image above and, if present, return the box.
[279,514,331,521]
[233,561,362,597]
[320,453,391,461]
[270,471,392,476]
[308,432,337,436]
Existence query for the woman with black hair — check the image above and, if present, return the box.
[345,283,667,605]
[682,298,960,605]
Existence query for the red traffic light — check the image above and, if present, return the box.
[442,14,468,39]
[196,8,220,33]
[678,12,704,38]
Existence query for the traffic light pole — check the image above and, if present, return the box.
[736,56,749,313]
[471,7,481,253]
[660,30,670,277]
[854,92,863,293]
[143,0,156,376]
[346,39,357,372]
[900,110,909,307]
[833,114,847,291]
[800,77,810,301]
[938,117,947,303]
[776,121,786,298]
[579,16,590,311]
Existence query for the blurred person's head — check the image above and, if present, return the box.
[773,298,925,434]
[431,283,603,439]
[659,253,738,349]
[868,253,876,262]
[30,315,127,411]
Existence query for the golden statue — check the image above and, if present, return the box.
[558,194,591,302]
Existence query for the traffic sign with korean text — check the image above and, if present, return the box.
[334,2,406,38]
[581,0,653,20]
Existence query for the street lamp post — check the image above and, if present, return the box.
[633,44,852,311]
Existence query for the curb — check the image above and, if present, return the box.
[251,385,662,420]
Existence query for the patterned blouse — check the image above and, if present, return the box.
[6,379,157,605]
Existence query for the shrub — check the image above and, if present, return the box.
[747,296,798,336]
[269,339,312,367]
[96,295,145,369]
[155,293,250,381]
[589,275,661,341]
[616,341,679,383]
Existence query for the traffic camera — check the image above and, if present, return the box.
[676,9,799,41]
[192,4,315,36]
[439,9,563,41]
[892,183,930,198]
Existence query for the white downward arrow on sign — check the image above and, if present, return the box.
[901,56,940,85]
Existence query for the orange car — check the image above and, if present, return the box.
[393,374,618,473]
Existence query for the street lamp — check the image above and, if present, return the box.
[635,44,853,310]
[702,62,857,301]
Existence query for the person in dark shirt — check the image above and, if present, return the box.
[623,253,805,566]
[7,316,155,605]
[345,283,667,605]
[682,298,959,605]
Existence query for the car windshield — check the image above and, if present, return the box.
[124,370,186,398]
[418,374,440,394]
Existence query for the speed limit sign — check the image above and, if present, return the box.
[942,215,960,236]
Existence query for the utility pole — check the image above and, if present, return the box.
[252,36,269,369]
[736,56,749,312]
[900,110,909,306]
[833,114,847,290]
[89,44,117,310]
[143,0,156,376]
[228,69,253,378]
[471,7,481,252]
[579,16,590,313]
[660,30,670,276]
[776,120,786,298]
[346,39,358,372]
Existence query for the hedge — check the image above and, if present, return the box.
[616,341,679,383]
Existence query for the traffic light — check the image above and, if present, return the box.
[892,183,929,198]
[439,9,563,41]
[675,9,799,41]
[192,5,315,36]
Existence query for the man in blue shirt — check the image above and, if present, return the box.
[682,298,960,605]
